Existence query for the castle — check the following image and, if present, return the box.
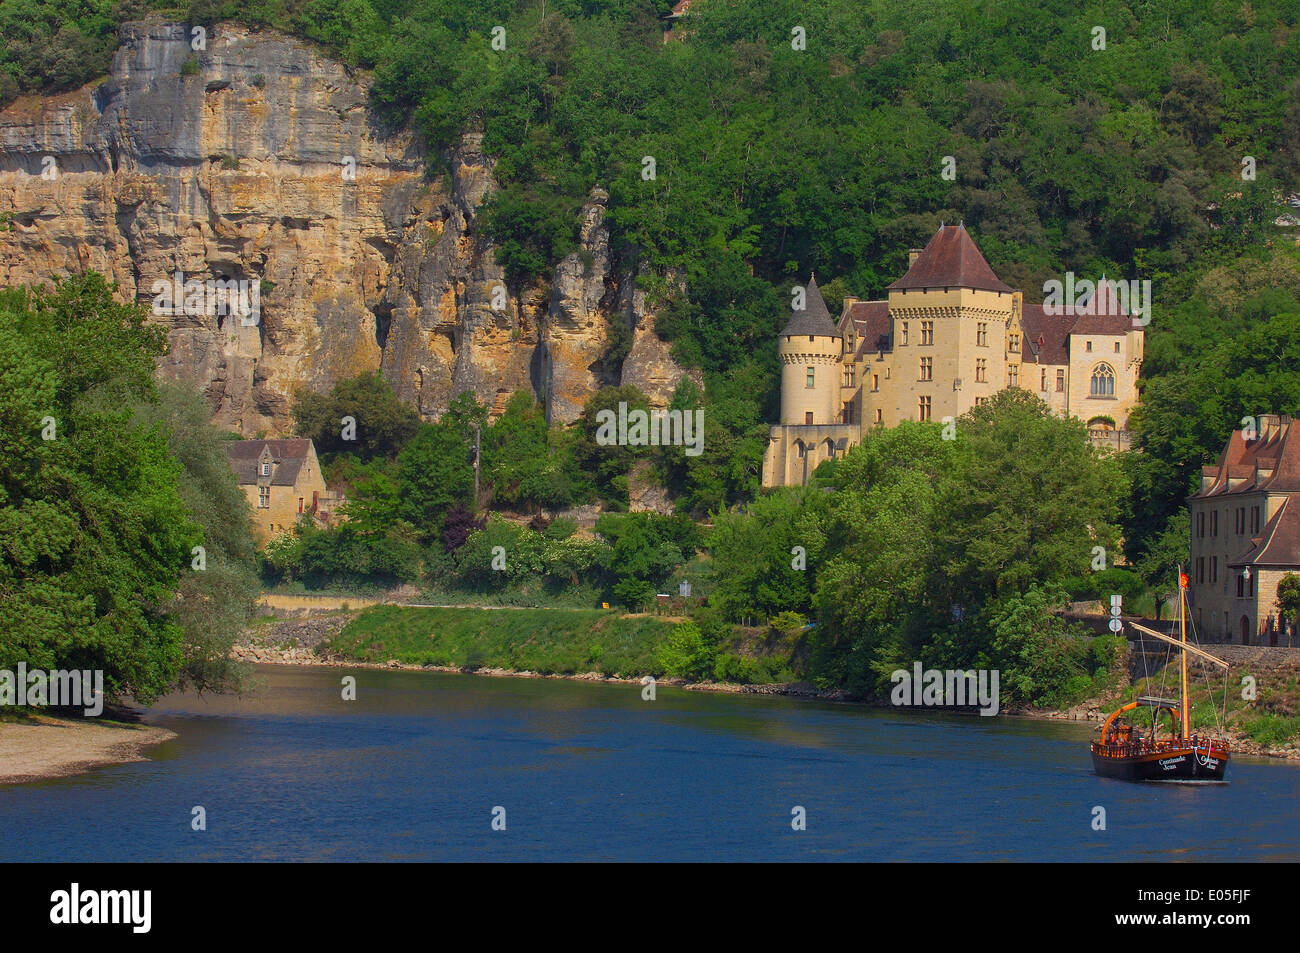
[761,224,1145,487]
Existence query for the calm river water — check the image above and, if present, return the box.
[1,665,1296,861]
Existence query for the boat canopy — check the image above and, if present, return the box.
[1135,695,1180,708]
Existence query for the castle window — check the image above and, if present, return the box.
[299,497,305,514]
[1089,363,1115,397]
[921,321,934,345]
[843,364,855,387]
[976,359,987,383]
[1237,507,1245,534]
[1040,369,1046,391]
[1008,333,1020,352]
[842,402,854,425]
[1007,365,1018,387]
[919,396,932,421]
[872,373,879,392]
[261,462,271,476]
[919,357,933,381]
[805,412,814,425]
[1211,510,1217,537]
[1211,557,1217,583]
[975,396,988,406]
[1252,506,1260,533]
[1086,340,1093,352]
[1197,512,1204,538]
[977,323,987,346]
[805,367,815,388]
[1056,369,1065,392]
[1114,341,1121,353]
[258,486,270,508]
[875,409,883,423]
[1249,572,1255,597]
[901,322,909,345]
[1238,574,1244,598]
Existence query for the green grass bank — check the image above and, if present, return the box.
[330,605,680,677]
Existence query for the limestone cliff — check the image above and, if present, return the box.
[0,20,693,434]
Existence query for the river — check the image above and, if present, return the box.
[1,665,1296,861]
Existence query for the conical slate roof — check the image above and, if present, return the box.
[886,223,1013,293]
[780,275,841,338]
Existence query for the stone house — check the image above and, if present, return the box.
[1189,414,1300,645]
[224,438,334,545]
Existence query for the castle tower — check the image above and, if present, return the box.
[778,275,842,425]
[883,223,1017,424]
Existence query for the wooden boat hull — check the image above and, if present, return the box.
[1091,746,1229,782]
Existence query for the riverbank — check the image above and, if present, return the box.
[238,608,1300,761]
[0,714,176,785]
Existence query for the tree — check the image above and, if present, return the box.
[131,381,260,694]
[0,276,197,705]
[707,486,826,624]
[1137,510,1190,620]
[393,419,475,543]
[291,371,419,464]
[1276,574,1300,647]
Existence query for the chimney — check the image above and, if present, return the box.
[908,249,923,267]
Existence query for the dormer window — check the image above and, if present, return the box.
[261,462,272,476]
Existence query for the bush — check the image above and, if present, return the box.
[656,622,714,680]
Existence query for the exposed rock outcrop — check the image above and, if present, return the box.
[0,20,692,432]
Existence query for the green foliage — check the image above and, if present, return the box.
[291,371,420,464]
[987,587,1113,709]
[481,391,589,510]
[392,417,475,542]
[130,381,260,694]
[1276,573,1300,636]
[261,518,420,590]
[706,486,825,624]
[571,385,653,508]
[655,621,713,680]
[595,511,697,608]
[1239,713,1300,748]
[810,394,1126,698]
[333,604,676,677]
[0,276,195,704]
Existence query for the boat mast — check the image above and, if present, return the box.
[1179,566,1189,742]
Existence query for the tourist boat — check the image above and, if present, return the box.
[1090,569,1231,782]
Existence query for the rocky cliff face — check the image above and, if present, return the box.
[0,20,693,433]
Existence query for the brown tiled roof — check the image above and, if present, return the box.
[780,274,841,338]
[843,300,891,355]
[225,438,313,486]
[1229,498,1300,568]
[886,224,1013,293]
[1193,419,1300,498]
[1019,303,1072,365]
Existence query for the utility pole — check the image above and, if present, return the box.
[473,425,481,503]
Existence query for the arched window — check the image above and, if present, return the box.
[1090,363,1115,397]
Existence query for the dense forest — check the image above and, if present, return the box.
[3,1,1300,711]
